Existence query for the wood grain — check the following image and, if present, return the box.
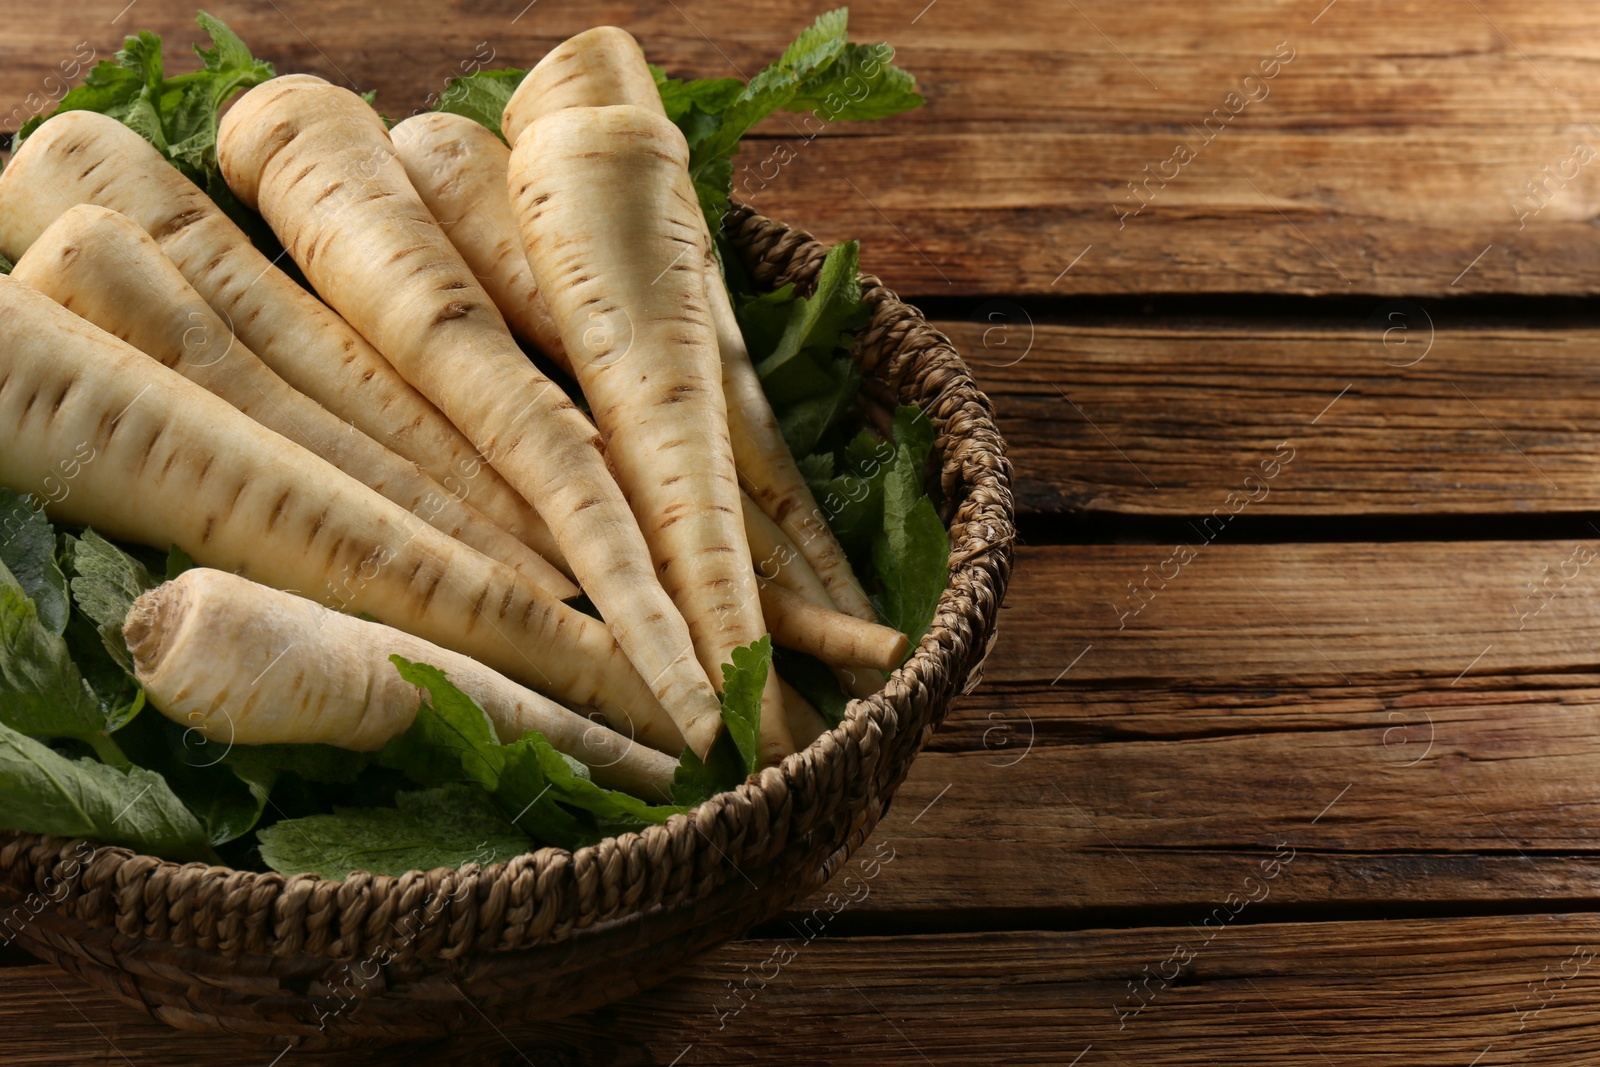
[11,914,1600,1064]
[3,1,1600,295]
[949,320,1600,517]
[787,543,1600,918]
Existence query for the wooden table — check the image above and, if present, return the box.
[7,1,1600,1061]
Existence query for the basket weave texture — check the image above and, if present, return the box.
[0,206,1015,1045]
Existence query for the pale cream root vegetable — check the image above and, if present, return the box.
[0,276,676,745]
[743,491,836,604]
[390,112,570,374]
[759,579,907,670]
[0,110,565,570]
[507,26,878,623]
[12,204,575,599]
[743,494,883,699]
[510,102,793,765]
[216,76,724,759]
[127,569,679,798]
[501,26,659,145]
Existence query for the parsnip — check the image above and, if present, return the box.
[510,103,794,765]
[501,26,660,145]
[390,112,570,374]
[12,203,575,599]
[0,110,566,570]
[743,493,883,699]
[759,579,907,670]
[506,26,878,621]
[0,275,677,746]
[127,569,680,798]
[216,75,724,758]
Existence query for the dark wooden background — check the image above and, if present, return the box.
[8,0,1600,1062]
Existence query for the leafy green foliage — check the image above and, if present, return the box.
[0,570,105,741]
[379,657,683,853]
[671,637,773,804]
[62,530,153,670]
[164,545,198,581]
[430,68,527,138]
[17,12,273,173]
[720,636,770,776]
[15,12,285,262]
[0,491,69,635]
[871,408,948,652]
[256,784,531,880]
[655,9,922,230]
[774,648,852,727]
[224,743,372,786]
[737,241,869,456]
[0,720,210,860]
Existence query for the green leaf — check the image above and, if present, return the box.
[62,531,153,671]
[0,566,105,741]
[655,8,922,233]
[721,636,771,777]
[224,743,372,785]
[257,784,531,880]
[778,8,853,75]
[671,735,746,807]
[0,490,68,635]
[788,42,926,122]
[431,68,528,140]
[15,12,273,181]
[651,66,743,124]
[179,757,274,846]
[779,357,862,457]
[382,657,684,850]
[755,241,866,382]
[774,648,851,727]
[667,635,785,803]
[0,250,13,275]
[801,432,897,562]
[61,612,144,734]
[379,658,502,789]
[871,407,948,652]
[164,545,197,581]
[0,719,210,860]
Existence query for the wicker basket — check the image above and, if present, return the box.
[0,206,1015,1046]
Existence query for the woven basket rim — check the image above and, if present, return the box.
[0,204,1015,969]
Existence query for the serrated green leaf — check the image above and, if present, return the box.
[63,530,153,673]
[0,490,68,635]
[431,68,527,140]
[721,636,771,777]
[778,357,862,456]
[871,407,947,652]
[0,719,209,860]
[789,42,925,122]
[382,657,682,850]
[0,567,105,741]
[257,784,530,880]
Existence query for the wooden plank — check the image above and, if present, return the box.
[989,543,1600,688]
[9,914,1600,1063]
[4,2,1600,295]
[948,320,1600,518]
[779,542,1600,917]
